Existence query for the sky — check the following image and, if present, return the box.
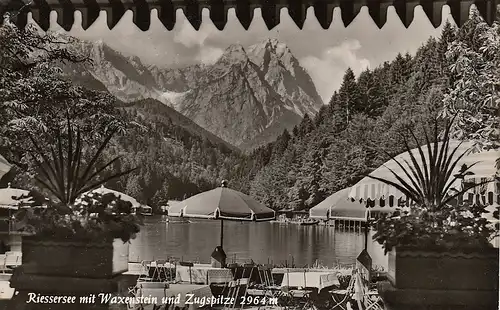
[40,5,456,103]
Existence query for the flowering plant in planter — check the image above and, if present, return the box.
[16,191,141,243]
[370,119,498,253]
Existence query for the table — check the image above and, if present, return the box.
[281,271,339,291]
[175,264,232,284]
[136,283,213,310]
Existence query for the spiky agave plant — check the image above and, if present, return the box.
[26,116,136,206]
[15,115,141,242]
[370,118,495,252]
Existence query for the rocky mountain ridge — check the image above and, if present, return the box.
[68,38,323,150]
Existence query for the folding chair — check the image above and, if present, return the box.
[257,265,280,299]
[222,278,249,310]
[241,263,255,283]
[363,291,384,310]
[138,260,153,282]
[330,270,357,310]
[155,259,168,281]
[237,278,251,309]
[258,265,274,286]
[167,257,178,283]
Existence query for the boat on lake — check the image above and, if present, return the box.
[270,215,289,224]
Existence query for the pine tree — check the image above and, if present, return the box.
[437,20,458,87]
[314,105,328,127]
[125,175,143,202]
[302,150,326,208]
[342,68,362,118]
[299,114,314,136]
[273,129,291,157]
[333,68,363,128]
[249,158,288,210]
[357,69,387,117]
[390,53,407,86]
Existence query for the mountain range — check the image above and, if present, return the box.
[67,38,323,150]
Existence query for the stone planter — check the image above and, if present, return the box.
[379,246,499,310]
[21,236,129,278]
[387,246,498,291]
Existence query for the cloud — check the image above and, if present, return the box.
[196,47,224,65]
[301,40,370,103]
[171,9,226,66]
[174,20,213,47]
[172,9,220,48]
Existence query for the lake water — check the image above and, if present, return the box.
[129,216,370,267]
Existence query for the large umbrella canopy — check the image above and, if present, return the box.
[310,188,363,220]
[310,188,394,221]
[348,141,499,205]
[168,181,275,250]
[83,185,141,209]
[168,184,275,221]
[0,155,11,181]
[0,186,33,210]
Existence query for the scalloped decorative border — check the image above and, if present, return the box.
[0,1,498,32]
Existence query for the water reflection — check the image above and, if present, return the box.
[129,217,364,267]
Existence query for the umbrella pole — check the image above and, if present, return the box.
[364,211,370,251]
[220,219,224,248]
